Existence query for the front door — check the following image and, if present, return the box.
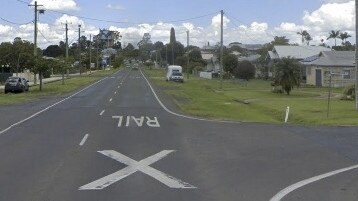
[315,69,322,86]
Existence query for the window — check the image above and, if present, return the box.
[343,70,350,79]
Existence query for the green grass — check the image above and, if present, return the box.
[143,68,358,126]
[0,69,119,105]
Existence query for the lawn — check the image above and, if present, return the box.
[0,69,118,105]
[143,68,357,126]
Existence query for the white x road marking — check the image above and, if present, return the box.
[79,150,196,190]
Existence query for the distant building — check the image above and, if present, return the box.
[267,46,331,61]
[229,42,263,51]
[301,51,356,87]
[267,45,332,78]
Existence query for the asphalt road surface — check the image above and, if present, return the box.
[0,68,357,201]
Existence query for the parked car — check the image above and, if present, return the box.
[166,65,182,81]
[4,76,29,93]
[170,72,184,83]
[132,63,139,70]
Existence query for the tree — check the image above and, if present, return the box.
[338,32,351,45]
[273,57,301,95]
[327,30,340,46]
[138,33,153,62]
[43,45,63,58]
[166,42,185,65]
[170,27,176,44]
[223,54,239,74]
[297,30,312,45]
[271,36,290,46]
[233,61,256,81]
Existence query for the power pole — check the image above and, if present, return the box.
[96,35,99,70]
[355,0,358,111]
[62,21,69,84]
[220,10,224,89]
[186,30,190,79]
[78,25,82,75]
[29,1,42,85]
[89,34,92,74]
[166,45,168,65]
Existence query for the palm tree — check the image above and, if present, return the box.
[327,30,340,46]
[297,30,312,45]
[297,30,305,45]
[338,32,352,45]
[273,57,301,95]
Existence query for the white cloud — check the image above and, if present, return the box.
[107,4,125,10]
[302,1,355,31]
[0,25,12,35]
[0,1,355,49]
[211,14,230,29]
[30,0,79,11]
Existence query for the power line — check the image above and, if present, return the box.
[45,9,219,25]
[0,17,32,25]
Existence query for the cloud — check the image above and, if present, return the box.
[302,1,355,31]
[30,0,79,11]
[0,0,355,49]
[211,14,230,29]
[107,4,125,10]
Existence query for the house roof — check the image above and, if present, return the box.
[270,45,332,60]
[238,54,261,62]
[201,52,214,60]
[301,51,355,67]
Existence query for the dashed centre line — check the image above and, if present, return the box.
[109,98,113,102]
[114,91,117,95]
[99,110,105,116]
[79,134,89,146]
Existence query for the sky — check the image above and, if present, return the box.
[0,0,355,48]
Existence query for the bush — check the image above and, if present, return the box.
[272,87,284,94]
[341,85,355,100]
[233,60,255,81]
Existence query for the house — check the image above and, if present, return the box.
[301,51,356,87]
[267,45,332,78]
[201,51,220,72]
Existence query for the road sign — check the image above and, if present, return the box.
[79,150,196,190]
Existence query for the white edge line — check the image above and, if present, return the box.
[139,69,240,124]
[0,76,109,135]
[270,164,358,201]
[99,110,105,116]
[79,134,89,146]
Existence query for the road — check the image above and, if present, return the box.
[0,68,357,201]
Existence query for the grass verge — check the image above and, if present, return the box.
[0,69,118,105]
[143,68,357,126]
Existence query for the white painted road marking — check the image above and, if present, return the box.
[114,91,117,95]
[270,164,358,201]
[0,76,110,135]
[118,86,120,89]
[139,69,242,124]
[112,116,160,127]
[109,98,113,102]
[99,110,105,116]
[79,134,89,146]
[79,150,196,190]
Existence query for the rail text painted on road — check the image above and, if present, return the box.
[112,116,160,127]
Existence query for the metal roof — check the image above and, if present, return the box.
[301,51,355,67]
[272,46,332,60]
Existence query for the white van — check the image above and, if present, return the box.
[166,65,183,82]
